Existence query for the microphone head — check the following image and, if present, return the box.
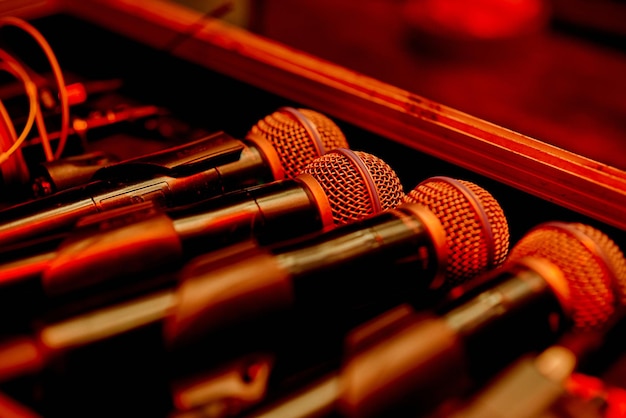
[247,107,349,179]
[508,222,626,331]
[299,149,404,225]
[404,176,510,286]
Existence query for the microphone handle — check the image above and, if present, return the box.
[338,259,565,418]
[0,202,444,392]
[172,175,332,252]
[0,132,277,248]
[0,177,330,333]
[166,203,447,350]
[0,273,574,418]
[0,290,178,416]
[43,176,331,295]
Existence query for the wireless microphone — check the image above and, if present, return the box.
[165,176,510,349]
[0,176,507,386]
[335,222,626,418]
[0,148,403,332]
[163,177,511,417]
[0,107,348,248]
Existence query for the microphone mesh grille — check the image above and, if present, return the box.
[300,150,404,225]
[247,108,349,179]
[404,178,509,286]
[508,223,626,331]
[578,224,626,307]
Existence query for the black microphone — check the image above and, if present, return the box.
[162,177,509,417]
[146,170,518,418]
[450,278,626,418]
[331,222,626,418]
[0,107,348,248]
[0,148,404,332]
[164,176,510,350]
[0,176,507,386]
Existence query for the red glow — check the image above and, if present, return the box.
[567,373,626,418]
[404,0,548,39]
[64,82,88,106]
[606,387,626,418]
[566,372,605,400]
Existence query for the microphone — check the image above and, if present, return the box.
[333,222,626,418]
[164,176,510,350]
[0,176,506,386]
[0,148,403,331]
[0,107,348,248]
[163,177,510,417]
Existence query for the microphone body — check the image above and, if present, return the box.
[0,177,503,415]
[166,176,509,351]
[0,107,349,248]
[0,132,273,247]
[37,175,334,297]
[166,204,447,350]
[336,222,626,418]
[205,263,563,418]
[0,149,403,333]
[338,263,564,418]
[0,178,322,333]
[0,205,458,387]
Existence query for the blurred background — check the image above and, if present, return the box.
[174,0,626,171]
